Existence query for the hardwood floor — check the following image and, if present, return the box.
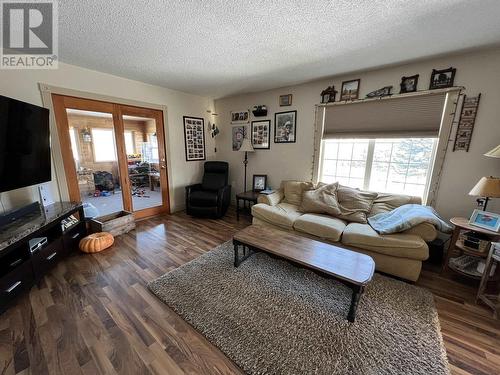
[0,208,498,375]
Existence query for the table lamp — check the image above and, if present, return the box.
[469,176,500,210]
[485,145,500,158]
[239,138,254,191]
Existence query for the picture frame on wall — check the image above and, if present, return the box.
[230,110,250,124]
[274,110,297,143]
[183,116,206,161]
[340,79,360,100]
[253,174,267,192]
[279,94,292,106]
[251,120,270,149]
[400,74,419,93]
[232,125,246,151]
[429,67,456,89]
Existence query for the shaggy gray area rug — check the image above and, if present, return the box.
[148,241,449,375]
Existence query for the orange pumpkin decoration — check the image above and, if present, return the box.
[79,232,114,253]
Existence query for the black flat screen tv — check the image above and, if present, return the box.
[0,95,51,193]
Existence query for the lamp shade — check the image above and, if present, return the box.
[485,145,500,158]
[239,138,254,152]
[469,176,500,198]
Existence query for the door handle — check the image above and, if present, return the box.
[46,252,57,261]
[71,232,80,239]
[161,165,166,169]
[6,281,21,293]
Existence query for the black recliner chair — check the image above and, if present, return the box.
[186,161,231,218]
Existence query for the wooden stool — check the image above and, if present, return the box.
[79,232,114,253]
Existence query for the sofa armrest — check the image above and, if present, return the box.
[402,222,438,242]
[186,183,202,194]
[257,189,284,206]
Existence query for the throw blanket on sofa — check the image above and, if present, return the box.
[368,204,453,234]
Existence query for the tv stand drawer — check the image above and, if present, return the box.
[0,260,34,309]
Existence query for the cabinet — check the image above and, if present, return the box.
[0,202,85,313]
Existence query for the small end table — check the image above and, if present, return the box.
[236,191,260,221]
[442,217,500,276]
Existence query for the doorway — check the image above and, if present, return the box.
[52,95,170,219]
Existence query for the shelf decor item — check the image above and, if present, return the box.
[429,67,456,89]
[210,123,220,138]
[340,79,360,100]
[453,94,481,151]
[469,209,500,232]
[183,116,206,161]
[469,176,500,211]
[252,105,268,117]
[400,74,419,93]
[252,174,267,192]
[279,94,292,106]
[366,86,392,98]
[274,110,297,143]
[320,86,337,103]
[231,110,250,124]
[251,120,270,149]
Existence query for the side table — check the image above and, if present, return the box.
[236,191,260,221]
[442,217,500,276]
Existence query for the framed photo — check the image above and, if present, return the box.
[230,110,250,124]
[469,209,500,232]
[429,67,456,89]
[279,94,292,106]
[340,79,360,100]
[232,125,246,151]
[274,110,297,143]
[251,120,270,149]
[400,74,419,93]
[183,116,206,162]
[253,174,267,192]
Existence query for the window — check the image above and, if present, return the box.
[69,127,79,161]
[92,128,117,162]
[320,138,437,199]
[124,131,135,155]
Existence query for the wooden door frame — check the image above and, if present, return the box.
[50,93,170,219]
[118,104,170,218]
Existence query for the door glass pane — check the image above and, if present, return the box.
[66,109,123,218]
[123,115,163,211]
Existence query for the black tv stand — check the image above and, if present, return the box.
[0,202,86,312]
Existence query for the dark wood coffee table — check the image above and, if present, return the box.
[233,225,375,322]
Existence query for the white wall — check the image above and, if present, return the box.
[0,62,215,213]
[215,48,500,219]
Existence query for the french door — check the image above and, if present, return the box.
[52,94,169,219]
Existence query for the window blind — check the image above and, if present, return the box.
[322,92,447,139]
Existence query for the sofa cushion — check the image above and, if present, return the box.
[336,185,377,224]
[299,183,341,216]
[251,202,302,229]
[282,181,313,206]
[341,223,428,260]
[368,193,421,217]
[293,214,346,242]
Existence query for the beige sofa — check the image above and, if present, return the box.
[251,183,438,282]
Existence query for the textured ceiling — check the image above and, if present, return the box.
[59,1,500,98]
